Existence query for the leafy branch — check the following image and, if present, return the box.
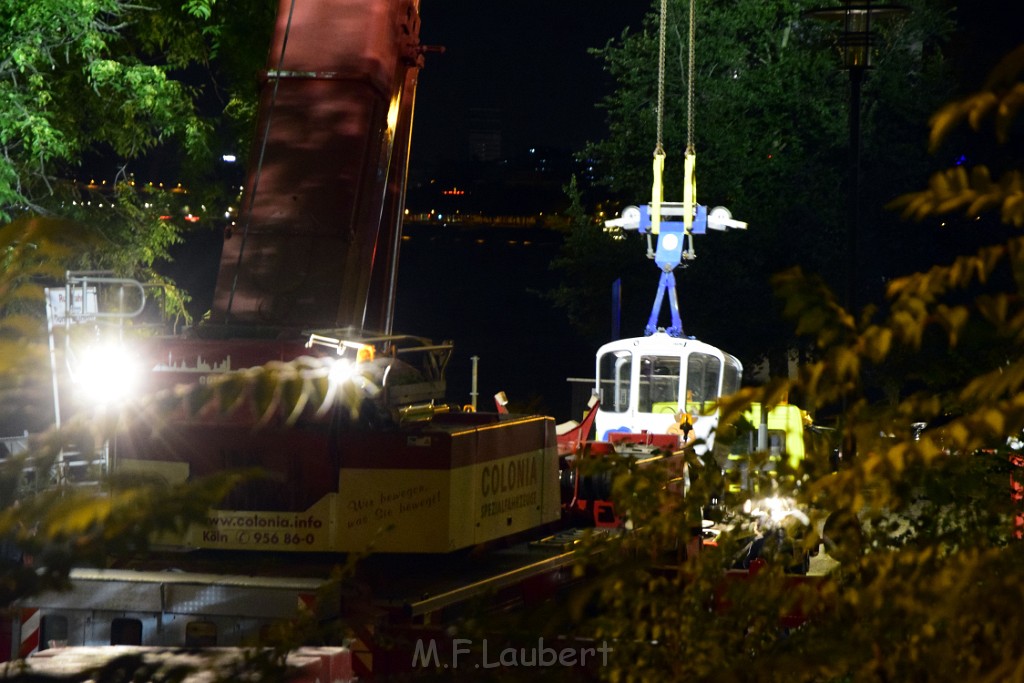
[888,44,1024,227]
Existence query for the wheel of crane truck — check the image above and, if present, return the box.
[559,466,578,507]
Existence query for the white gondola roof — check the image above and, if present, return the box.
[596,332,743,370]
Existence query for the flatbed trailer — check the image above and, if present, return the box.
[2,645,356,683]
[5,532,585,679]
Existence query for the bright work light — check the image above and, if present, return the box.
[328,357,355,385]
[72,342,141,406]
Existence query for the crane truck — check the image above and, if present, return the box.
[2,2,575,678]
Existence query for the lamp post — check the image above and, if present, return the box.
[805,1,907,467]
[804,1,908,311]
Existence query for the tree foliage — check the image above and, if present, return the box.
[483,39,1024,683]
[545,176,652,344]
[0,217,85,433]
[2,0,198,215]
[0,0,276,323]
[889,46,1024,227]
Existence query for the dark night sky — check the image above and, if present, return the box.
[409,2,1023,168]
[410,1,650,165]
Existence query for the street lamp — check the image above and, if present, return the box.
[805,1,908,468]
[804,1,908,311]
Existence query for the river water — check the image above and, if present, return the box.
[395,222,595,420]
